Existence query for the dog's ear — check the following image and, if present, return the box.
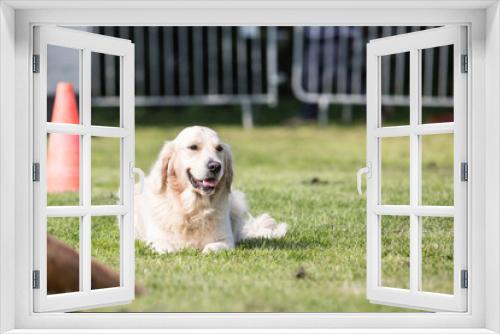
[222,143,233,191]
[150,141,175,194]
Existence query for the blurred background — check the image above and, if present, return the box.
[48,26,453,128]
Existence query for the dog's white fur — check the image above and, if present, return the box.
[134,126,287,253]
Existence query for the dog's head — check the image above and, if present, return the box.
[153,126,233,197]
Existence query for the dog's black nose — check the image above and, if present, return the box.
[207,160,221,174]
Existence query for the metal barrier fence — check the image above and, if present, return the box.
[292,26,454,124]
[91,26,279,128]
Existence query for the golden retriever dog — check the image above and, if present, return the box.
[134,126,287,253]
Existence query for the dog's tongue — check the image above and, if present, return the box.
[202,179,217,187]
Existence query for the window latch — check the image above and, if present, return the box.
[130,162,145,194]
[356,162,371,196]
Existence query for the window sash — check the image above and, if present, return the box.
[366,25,468,312]
[32,26,135,313]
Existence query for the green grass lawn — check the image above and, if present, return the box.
[48,119,454,312]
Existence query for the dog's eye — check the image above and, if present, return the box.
[216,145,223,152]
[188,144,198,151]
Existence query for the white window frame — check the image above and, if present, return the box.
[32,26,136,312]
[0,1,499,333]
[365,26,468,312]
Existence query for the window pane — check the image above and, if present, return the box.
[421,134,454,206]
[46,134,81,206]
[47,45,80,124]
[380,136,410,205]
[381,215,410,289]
[91,53,121,127]
[421,217,454,294]
[421,45,454,124]
[91,216,121,290]
[91,137,121,205]
[47,217,80,294]
[380,52,410,126]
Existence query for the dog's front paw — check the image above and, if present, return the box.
[202,242,233,254]
[148,240,177,254]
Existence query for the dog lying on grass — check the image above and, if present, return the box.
[47,235,145,295]
[134,126,287,253]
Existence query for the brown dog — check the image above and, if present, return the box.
[47,235,145,295]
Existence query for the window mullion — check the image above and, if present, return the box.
[409,48,421,293]
[81,49,92,293]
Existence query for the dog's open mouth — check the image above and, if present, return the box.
[187,170,218,194]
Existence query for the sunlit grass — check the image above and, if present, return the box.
[48,123,454,312]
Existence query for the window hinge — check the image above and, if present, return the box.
[32,163,40,182]
[461,54,468,73]
[32,270,40,289]
[461,162,468,182]
[461,269,468,289]
[32,55,40,73]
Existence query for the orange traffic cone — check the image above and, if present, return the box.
[47,82,80,193]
